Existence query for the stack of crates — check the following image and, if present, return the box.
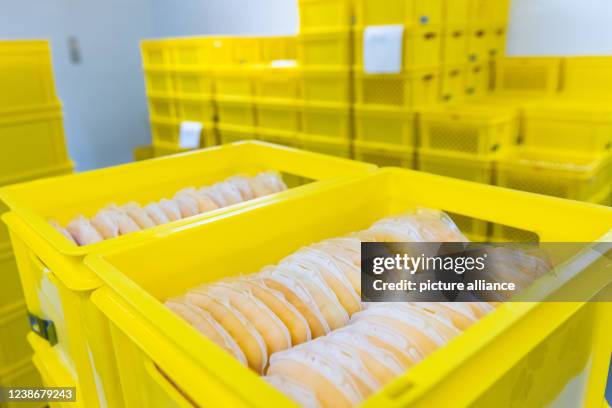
[298,0,354,158]
[0,40,73,397]
[254,36,300,147]
[493,98,612,241]
[352,0,439,167]
[215,37,260,143]
[142,37,219,151]
[417,104,519,240]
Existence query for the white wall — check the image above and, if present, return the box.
[150,0,299,37]
[506,0,612,56]
[0,0,153,171]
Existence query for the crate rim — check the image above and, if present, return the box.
[0,141,375,258]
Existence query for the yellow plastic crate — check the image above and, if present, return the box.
[470,0,510,23]
[0,250,23,311]
[0,40,59,112]
[216,96,255,128]
[146,94,175,119]
[0,141,374,408]
[466,62,491,97]
[301,67,352,103]
[497,148,612,202]
[355,0,443,26]
[523,100,612,153]
[256,100,301,133]
[257,128,300,148]
[353,140,415,168]
[482,0,511,23]
[143,68,174,94]
[494,57,562,96]
[260,36,297,63]
[0,357,43,408]
[0,106,71,177]
[440,64,468,103]
[298,29,352,68]
[141,40,172,68]
[466,94,545,138]
[562,57,612,99]
[173,68,214,97]
[354,26,442,70]
[169,38,215,68]
[175,95,216,123]
[417,148,495,239]
[214,68,255,98]
[254,66,300,100]
[418,148,494,184]
[298,0,353,31]
[0,302,32,369]
[231,37,263,66]
[149,116,215,149]
[218,124,257,145]
[353,105,416,146]
[442,0,472,24]
[354,67,440,108]
[300,134,352,158]
[441,25,469,64]
[467,26,489,63]
[488,25,507,58]
[301,102,351,140]
[419,105,518,155]
[30,335,79,408]
[85,168,612,408]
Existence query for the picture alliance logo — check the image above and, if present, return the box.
[371,252,488,275]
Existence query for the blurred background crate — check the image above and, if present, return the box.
[493,57,562,96]
[562,57,612,99]
[301,67,352,103]
[354,68,440,108]
[353,105,415,147]
[298,29,352,68]
[523,100,612,153]
[440,64,468,103]
[0,41,59,111]
[300,134,351,158]
[353,140,415,168]
[418,106,518,156]
[354,0,443,26]
[497,148,612,202]
[257,100,301,134]
[353,26,442,70]
[218,124,258,144]
[301,102,351,140]
[298,0,353,31]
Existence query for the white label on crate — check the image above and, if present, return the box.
[363,25,404,74]
[179,121,203,149]
[271,59,298,68]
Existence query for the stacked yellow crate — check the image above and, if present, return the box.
[298,0,354,158]
[216,37,259,143]
[352,0,441,166]
[417,105,518,240]
[254,36,301,147]
[142,37,219,151]
[492,97,612,239]
[0,40,73,398]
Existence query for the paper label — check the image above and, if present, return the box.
[179,121,203,149]
[363,25,404,74]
